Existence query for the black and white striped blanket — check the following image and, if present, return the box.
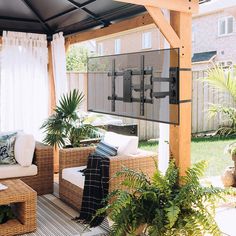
[77,153,110,227]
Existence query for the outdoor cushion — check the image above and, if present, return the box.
[14,133,35,167]
[62,166,86,189]
[0,164,37,179]
[103,132,139,155]
[0,132,17,164]
[95,140,118,157]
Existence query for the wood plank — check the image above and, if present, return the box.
[48,43,56,114]
[192,73,197,133]
[208,80,214,131]
[114,0,199,14]
[197,76,204,132]
[169,11,192,176]
[65,40,71,52]
[65,13,153,45]
[145,6,181,48]
[203,74,209,132]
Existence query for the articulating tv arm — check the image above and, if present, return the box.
[107,56,179,116]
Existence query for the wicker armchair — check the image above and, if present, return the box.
[2,142,54,195]
[59,147,157,211]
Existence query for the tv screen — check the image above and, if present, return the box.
[87,48,179,125]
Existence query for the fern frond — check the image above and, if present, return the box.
[115,167,149,189]
[182,161,207,185]
[164,202,180,228]
[188,210,221,236]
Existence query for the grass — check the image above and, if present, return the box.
[139,136,236,177]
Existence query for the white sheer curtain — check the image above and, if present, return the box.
[51,32,67,103]
[0,31,49,140]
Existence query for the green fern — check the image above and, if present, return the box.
[97,160,226,236]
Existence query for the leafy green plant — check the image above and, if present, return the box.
[0,205,15,224]
[201,65,236,136]
[97,161,225,236]
[41,89,100,148]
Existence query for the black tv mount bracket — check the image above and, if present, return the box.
[108,55,179,116]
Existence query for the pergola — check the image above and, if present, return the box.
[0,0,201,175]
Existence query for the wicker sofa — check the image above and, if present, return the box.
[59,146,157,211]
[1,142,53,195]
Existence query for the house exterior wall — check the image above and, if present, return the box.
[96,24,164,55]
[192,9,236,70]
[95,4,236,71]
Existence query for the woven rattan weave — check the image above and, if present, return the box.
[59,146,157,211]
[0,179,37,236]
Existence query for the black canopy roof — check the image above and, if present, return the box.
[0,0,205,38]
[0,0,145,37]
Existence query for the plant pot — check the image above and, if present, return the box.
[221,166,235,187]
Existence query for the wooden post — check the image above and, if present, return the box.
[48,43,56,114]
[143,6,193,175]
[169,12,192,176]
[65,40,71,53]
[48,43,59,173]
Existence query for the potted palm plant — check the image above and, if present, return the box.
[97,161,225,236]
[41,89,102,172]
[41,89,101,148]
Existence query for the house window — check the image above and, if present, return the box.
[218,16,234,36]
[114,39,121,54]
[97,42,103,56]
[142,32,152,49]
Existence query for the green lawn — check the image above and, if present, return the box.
[139,136,236,177]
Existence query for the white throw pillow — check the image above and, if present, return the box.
[103,132,139,155]
[14,133,35,167]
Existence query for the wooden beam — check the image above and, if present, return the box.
[169,11,192,176]
[146,6,181,48]
[0,36,2,45]
[65,13,153,45]
[114,0,199,14]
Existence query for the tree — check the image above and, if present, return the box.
[66,44,91,72]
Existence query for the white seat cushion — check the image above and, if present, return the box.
[103,132,139,155]
[0,164,38,179]
[62,166,86,189]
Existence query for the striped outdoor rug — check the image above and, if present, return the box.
[23,195,110,236]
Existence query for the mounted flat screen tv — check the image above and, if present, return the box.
[87,48,180,125]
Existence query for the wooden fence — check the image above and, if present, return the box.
[67,71,234,140]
